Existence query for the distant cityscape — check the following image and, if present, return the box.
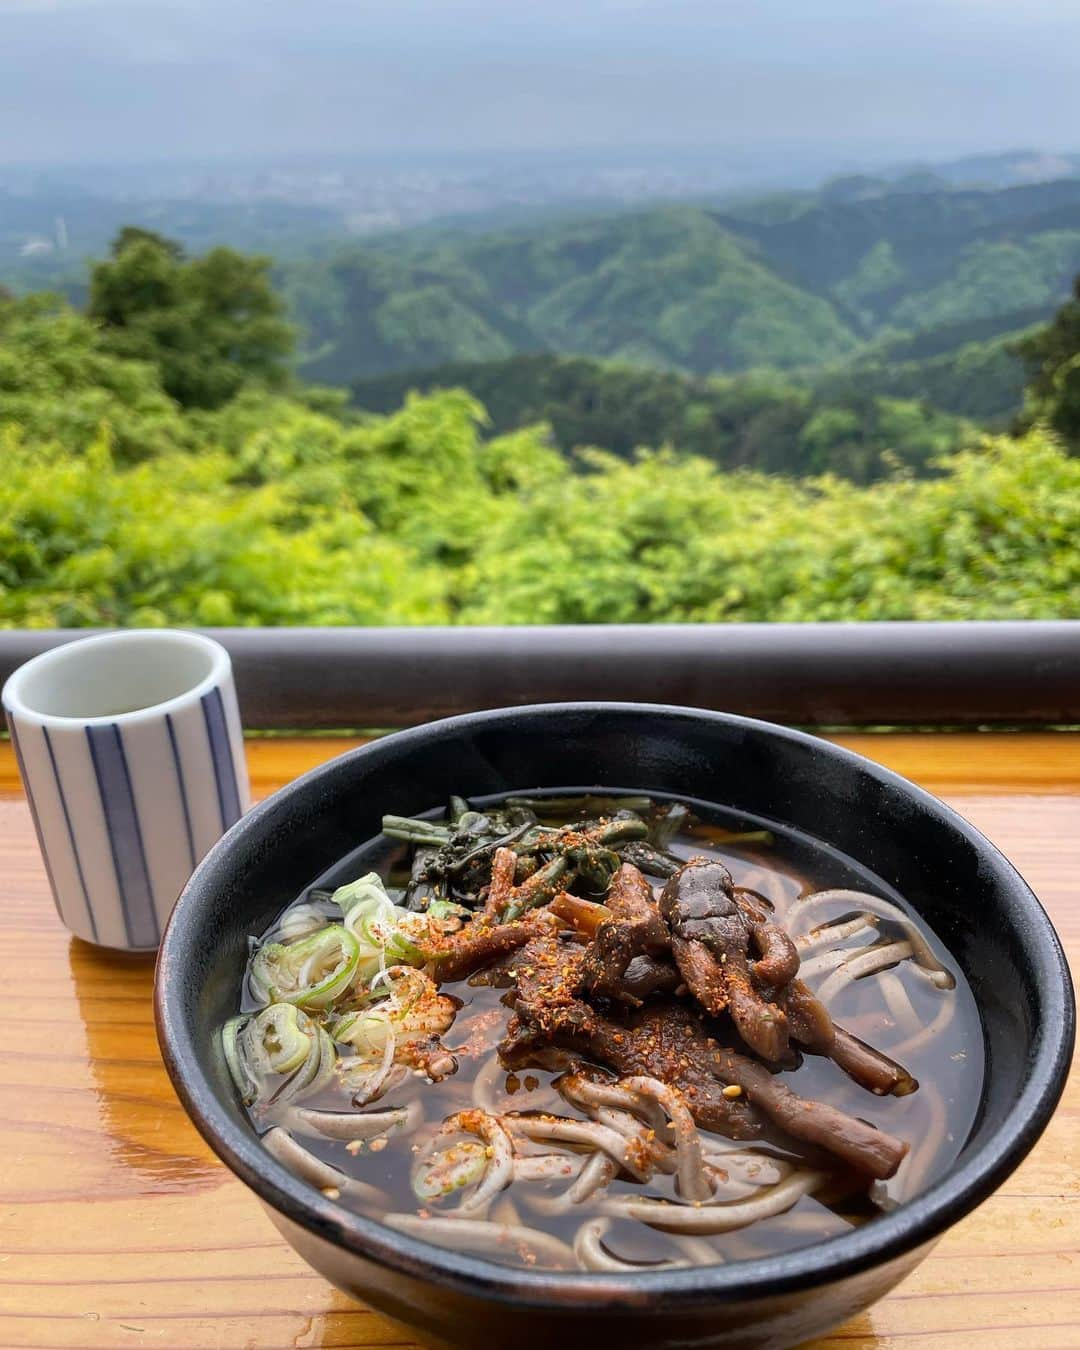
[4,146,1080,263]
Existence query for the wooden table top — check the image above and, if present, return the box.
[1,732,1077,1350]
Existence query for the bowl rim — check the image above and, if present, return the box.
[155,702,1075,1312]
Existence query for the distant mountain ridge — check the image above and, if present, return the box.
[286,205,861,383]
[283,177,1080,385]
[714,178,1080,295]
[909,149,1080,189]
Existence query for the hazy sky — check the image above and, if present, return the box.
[2,0,1079,166]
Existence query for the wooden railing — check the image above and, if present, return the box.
[2,621,1079,728]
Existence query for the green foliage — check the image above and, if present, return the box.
[523,209,859,371]
[0,291,187,462]
[88,229,295,408]
[454,431,1080,624]
[375,286,517,369]
[1015,275,1080,445]
[860,307,1052,363]
[0,423,447,629]
[2,235,1078,631]
[833,241,905,323]
[1,346,1076,626]
[352,354,971,482]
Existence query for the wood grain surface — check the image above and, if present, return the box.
[1,733,1076,1350]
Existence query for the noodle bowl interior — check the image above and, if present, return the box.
[224,792,983,1272]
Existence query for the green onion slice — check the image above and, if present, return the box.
[222,1005,336,1107]
[250,925,361,1010]
[333,872,426,970]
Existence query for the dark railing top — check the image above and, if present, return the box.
[1,622,1077,729]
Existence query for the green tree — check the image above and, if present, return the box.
[0,290,185,462]
[1015,274,1080,445]
[88,229,295,409]
[351,354,971,481]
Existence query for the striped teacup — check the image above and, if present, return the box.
[3,630,249,950]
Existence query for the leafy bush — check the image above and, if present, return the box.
[456,432,1080,624]
[2,372,1077,628]
[0,427,447,628]
[0,292,186,462]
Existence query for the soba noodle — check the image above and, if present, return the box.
[223,793,983,1271]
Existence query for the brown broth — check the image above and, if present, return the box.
[237,792,984,1270]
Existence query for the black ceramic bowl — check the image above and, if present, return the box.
[155,704,1074,1350]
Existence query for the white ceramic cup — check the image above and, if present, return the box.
[3,630,250,950]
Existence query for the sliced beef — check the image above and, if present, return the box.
[588,1002,907,1179]
[621,953,682,1002]
[420,911,557,982]
[499,993,762,1141]
[498,935,595,1048]
[500,954,908,1180]
[660,860,791,1061]
[748,919,801,987]
[781,978,918,1097]
[829,1025,919,1097]
[579,863,670,1004]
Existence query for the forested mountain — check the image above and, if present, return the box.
[716,178,1080,333]
[6,145,1074,282]
[286,206,859,383]
[0,187,348,301]
[283,179,1080,387]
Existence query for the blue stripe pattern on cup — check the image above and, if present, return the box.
[165,712,198,871]
[7,716,68,930]
[201,686,243,832]
[40,725,98,943]
[86,724,160,949]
